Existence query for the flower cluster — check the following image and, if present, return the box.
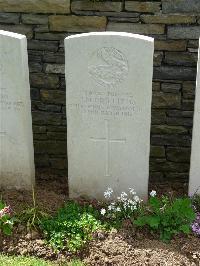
[0,205,12,218]
[150,190,157,197]
[101,187,142,219]
[191,212,200,236]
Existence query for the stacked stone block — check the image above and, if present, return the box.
[0,0,198,182]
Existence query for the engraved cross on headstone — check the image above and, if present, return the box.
[90,119,126,177]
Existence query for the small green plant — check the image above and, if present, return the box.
[17,187,49,230]
[0,200,14,236]
[40,200,104,252]
[134,191,196,242]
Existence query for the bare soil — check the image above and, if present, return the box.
[0,174,199,266]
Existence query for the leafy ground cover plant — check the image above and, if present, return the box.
[134,191,196,242]
[40,200,105,252]
[100,187,142,227]
[0,199,13,236]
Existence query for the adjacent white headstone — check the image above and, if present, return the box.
[189,38,200,196]
[65,32,154,200]
[0,30,35,189]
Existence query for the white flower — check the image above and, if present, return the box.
[108,205,112,211]
[133,195,140,203]
[116,207,121,212]
[150,190,157,197]
[120,192,128,201]
[100,208,106,216]
[104,187,113,199]
[129,188,136,195]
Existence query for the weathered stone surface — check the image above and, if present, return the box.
[162,0,200,14]
[43,53,65,64]
[33,125,46,133]
[154,52,163,66]
[150,146,165,158]
[151,125,188,135]
[34,25,49,33]
[153,66,196,80]
[29,73,59,89]
[46,126,66,132]
[107,22,165,35]
[108,17,139,23]
[22,14,48,25]
[167,116,193,126]
[0,0,70,14]
[44,63,65,74]
[166,172,189,180]
[166,147,190,162]
[47,132,66,140]
[151,135,191,147]
[152,110,167,124]
[40,90,65,105]
[125,1,160,13]
[167,110,193,118]
[161,83,181,93]
[50,158,67,169]
[28,40,58,52]
[164,52,197,66]
[33,133,47,140]
[0,12,19,24]
[29,62,42,73]
[34,141,66,154]
[149,172,164,181]
[152,92,181,108]
[168,26,200,40]
[0,30,35,189]
[141,14,196,24]
[32,101,62,113]
[28,50,42,62]
[152,82,160,91]
[49,15,107,32]
[32,111,62,126]
[71,1,122,12]
[188,40,199,49]
[0,24,32,39]
[35,32,68,41]
[150,161,189,172]
[155,40,187,51]
[182,81,195,99]
[182,99,194,111]
[34,154,49,168]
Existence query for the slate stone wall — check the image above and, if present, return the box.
[0,0,199,182]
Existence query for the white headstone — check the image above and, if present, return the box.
[189,38,200,196]
[65,32,154,200]
[0,30,35,189]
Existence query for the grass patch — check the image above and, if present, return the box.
[0,255,85,266]
[0,255,53,266]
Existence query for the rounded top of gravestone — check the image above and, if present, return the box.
[65,32,154,43]
[0,30,26,39]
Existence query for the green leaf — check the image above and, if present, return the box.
[179,224,191,234]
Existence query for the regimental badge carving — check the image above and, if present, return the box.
[88,47,129,88]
